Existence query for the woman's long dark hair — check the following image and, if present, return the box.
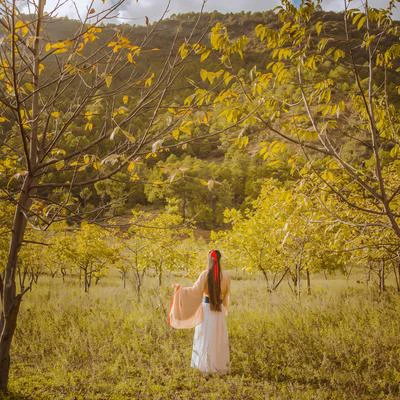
[207,250,222,312]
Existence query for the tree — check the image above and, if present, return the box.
[212,180,293,293]
[0,0,210,389]
[212,178,350,295]
[122,210,194,300]
[191,0,400,290]
[144,155,233,227]
[56,222,117,292]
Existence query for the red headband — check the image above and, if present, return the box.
[210,250,219,282]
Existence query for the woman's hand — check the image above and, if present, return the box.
[173,283,181,292]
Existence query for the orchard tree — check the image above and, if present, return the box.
[0,0,215,388]
[213,178,351,295]
[144,154,233,227]
[212,180,292,292]
[57,222,117,292]
[190,0,400,253]
[125,210,193,295]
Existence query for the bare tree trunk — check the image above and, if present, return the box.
[306,269,311,295]
[323,270,328,280]
[259,267,271,292]
[135,269,142,302]
[0,297,22,391]
[366,263,372,288]
[122,271,126,289]
[182,193,187,223]
[296,263,301,299]
[271,268,290,291]
[397,260,400,293]
[0,176,32,391]
[393,263,400,293]
[157,262,163,288]
[379,261,385,293]
[84,269,90,293]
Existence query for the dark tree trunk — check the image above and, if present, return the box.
[366,263,372,287]
[121,271,126,289]
[271,268,289,291]
[379,261,385,293]
[0,175,32,392]
[158,263,162,288]
[259,267,271,292]
[135,271,142,302]
[306,269,311,295]
[182,193,187,223]
[296,263,301,299]
[84,269,91,293]
[393,264,400,293]
[397,261,400,293]
[0,297,22,391]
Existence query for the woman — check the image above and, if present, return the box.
[168,249,231,375]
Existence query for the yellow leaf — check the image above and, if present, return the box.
[223,72,233,86]
[145,72,155,87]
[24,82,34,92]
[16,20,29,37]
[200,69,208,82]
[0,117,8,123]
[315,21,323,36]
[179,43,189,59]
[130,173,140,182]
[105,75,112,88]
[127,161,136,172]
[51,111,60,118]
[127,52,134,63]
[38,64,45,75]
[172,129,180,140]
[123,95,129,104]
[55,160,65,170]
[357,15,366,30]
[200,50,211,62]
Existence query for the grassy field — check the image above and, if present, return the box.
[5,270,400,400]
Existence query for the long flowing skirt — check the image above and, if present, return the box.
[190,303,230,374]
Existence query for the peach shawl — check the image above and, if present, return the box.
[168,270,230,329]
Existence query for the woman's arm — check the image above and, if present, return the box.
[175,270,207,294]
[169,270,207,329]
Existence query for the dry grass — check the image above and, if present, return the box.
[5,270,400,399]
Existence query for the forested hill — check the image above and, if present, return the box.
[45,8,399,73]
[17,9,399,229]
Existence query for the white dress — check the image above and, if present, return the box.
[190,301,230,374]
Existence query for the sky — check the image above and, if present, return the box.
[24,0,399,24]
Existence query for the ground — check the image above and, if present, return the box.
[4,270,400,399]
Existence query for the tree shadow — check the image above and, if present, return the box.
[0,392,32,400]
